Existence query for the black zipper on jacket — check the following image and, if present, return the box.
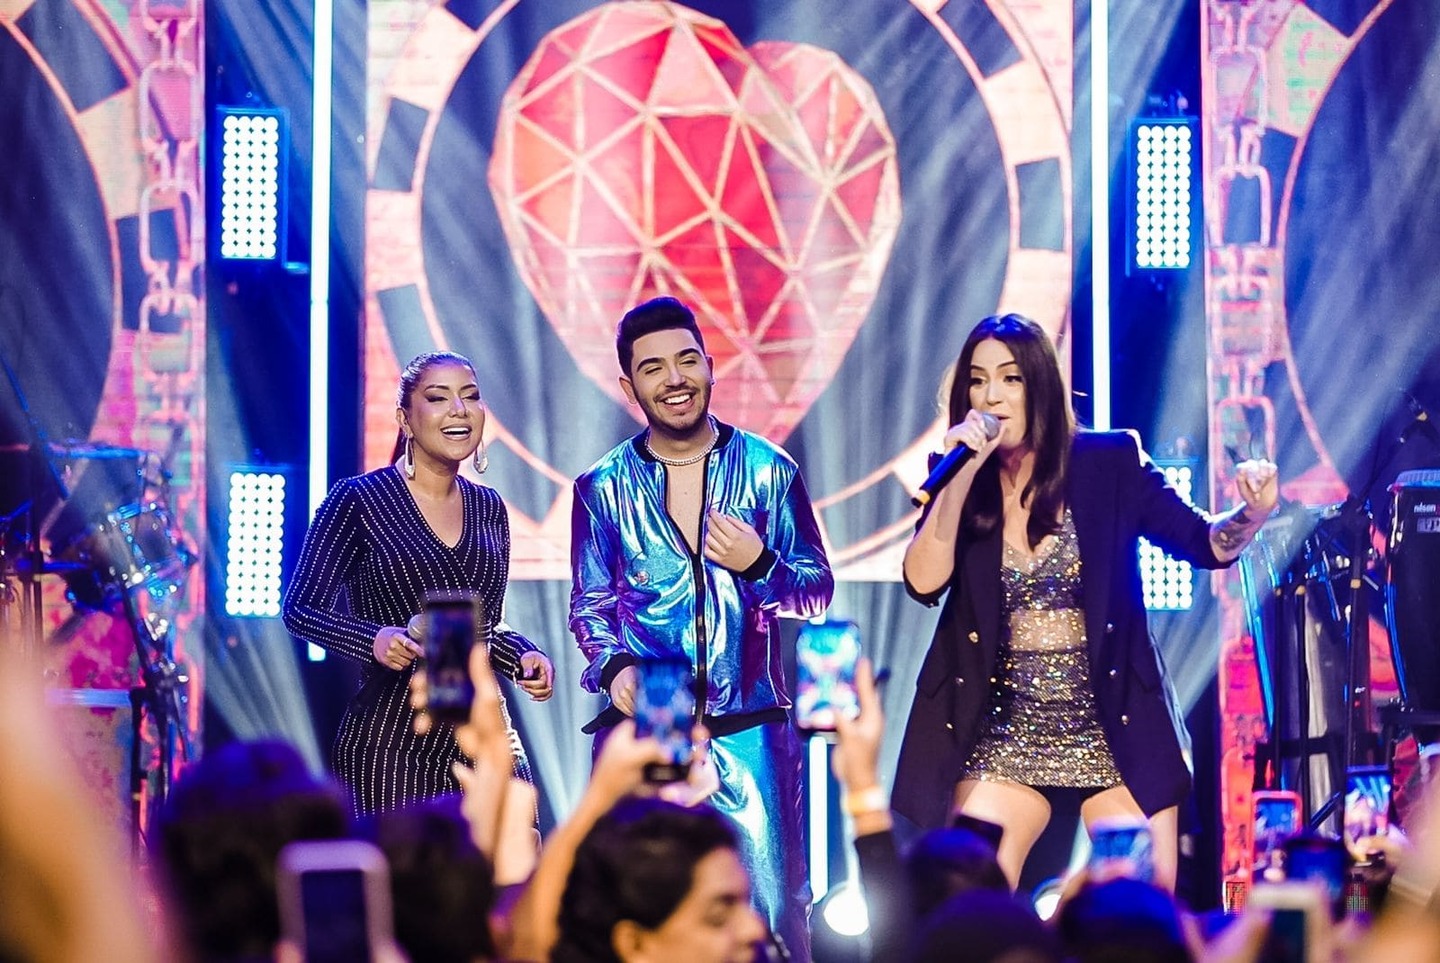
[658,456,710,727]
[691,454,710,727]
[689,545,708,727]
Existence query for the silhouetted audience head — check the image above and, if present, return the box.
[150,740,348,962]
[1056,877,1193,963]
[906,827,1010,919]
[361,794,496,963]
[908,889,1062,963]
[552,797,766,963]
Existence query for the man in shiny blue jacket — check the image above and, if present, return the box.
[570,296,834,959]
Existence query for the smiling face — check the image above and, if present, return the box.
[619,327,714,441]
[968,337,1029,452]
[396,360,486,471]
[617,848,767,963]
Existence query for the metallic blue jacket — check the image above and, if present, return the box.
[570,422,834,726]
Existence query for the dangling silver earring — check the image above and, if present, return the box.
[403,435,416,479]
[472,439,489,474]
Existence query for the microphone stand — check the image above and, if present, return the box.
[120,584,192,853]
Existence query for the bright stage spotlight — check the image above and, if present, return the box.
[1128,118,1196,272]
[209,464,321,766]
[1141,459,1198,611]
[218,106,287,261]
[812,877,868,963]
[1032,876,1065,920]
[819,877,869,936]
[225,468,288,618]
[224,464,320,659]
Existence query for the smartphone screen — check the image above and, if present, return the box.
[1088,817,1154,883]
[1342,765,1391,860]
[794,620,861,733]
[423,592,483,724]
[278,841,392,963]
[1283,835,1348,917]
[300,869,373,963]
[1249,881,1327,963]
[633,657,695,783]
[1252,791,1302,880]
[1262,907,1309,963]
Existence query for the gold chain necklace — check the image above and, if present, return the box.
[644,417,718,466]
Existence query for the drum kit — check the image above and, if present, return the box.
[1238,467,1440,832]
[0,437,194,838]
[0,439,194,639]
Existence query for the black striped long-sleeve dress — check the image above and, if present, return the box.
[282,466,537,815]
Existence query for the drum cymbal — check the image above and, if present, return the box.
[47,440,145,460]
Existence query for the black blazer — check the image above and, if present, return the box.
[892,431,1232,829]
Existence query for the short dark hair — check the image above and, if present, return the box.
[1056,878,1191,963]
[552,798,740,963]
[360,795,496,963]
[615,296,706,377]
[150,740,348,962]
[905,828,1010,919]
[909,889,1061,963]
[945,313,1074,550]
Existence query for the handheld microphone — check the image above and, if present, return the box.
[912,413,1002,508]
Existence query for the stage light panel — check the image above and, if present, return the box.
[226,469,287,617]
[1129,119,1195,271]
[1141,461,1197,611]
[218,107,288,261]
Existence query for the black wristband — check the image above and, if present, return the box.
[598,652,639,692]
[737,546,777,581]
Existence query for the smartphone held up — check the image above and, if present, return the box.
[1088,816,1155,884]
[421,591,485,724]
[1251,790,1302,882]
[633,656,697,783]
[1342,765,1392,861]
[795,620,862,735]
[277,840,396,963]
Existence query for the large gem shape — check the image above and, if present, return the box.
[489,1,901,441]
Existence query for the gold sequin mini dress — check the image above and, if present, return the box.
[960,509,1122,788]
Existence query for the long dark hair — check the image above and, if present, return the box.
[551,798,741,963]
[389,351,477,462]
[945,314,1074,549]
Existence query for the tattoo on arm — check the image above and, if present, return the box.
[1211,507,1261,555]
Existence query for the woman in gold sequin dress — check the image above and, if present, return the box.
[891,314,1278,889]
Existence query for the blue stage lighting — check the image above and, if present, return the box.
[218,107,287,261]
[1129,119,1195,271]
[1141,460,1198,611]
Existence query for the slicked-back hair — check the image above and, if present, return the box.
[945,313,1074,549]
[615,296,707,377]
[391,351,477,461]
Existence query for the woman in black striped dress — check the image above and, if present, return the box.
[283,352,554,814]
